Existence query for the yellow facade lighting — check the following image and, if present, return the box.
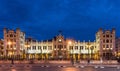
[8,41,11,45]
[68,41,72,45]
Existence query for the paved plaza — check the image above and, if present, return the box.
[0,60,120,71]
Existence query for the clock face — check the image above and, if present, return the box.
[58,39,62,42]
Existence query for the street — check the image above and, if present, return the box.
[0,63,120,71]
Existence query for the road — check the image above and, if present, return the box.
[0,63,120,71]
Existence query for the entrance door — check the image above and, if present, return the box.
[58,45,63,60]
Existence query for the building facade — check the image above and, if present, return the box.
[1,28,117,60]
[116,38,120,57]
[25,33,99,60]
[96,28,116,60]
[0,39,4,57]
[3,28,25,57]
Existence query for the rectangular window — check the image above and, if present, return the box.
[75,46,78,50]
[43,46,47,50]
[110,39,112,43]
[32,46,36,50]
[64,45,66,49]
[69,46,73,50]
[106,35,109,38]
[38,46,41,50]
[103,39,105,43]
[48,46,52,50]
[106,45,109,48]
[106,39,109,43]
[80,46,83,50]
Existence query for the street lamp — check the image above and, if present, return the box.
[79,46,82,62]
[7,41,15,64]
[40,48,42,60]
[25,44,30,60]
[90,46,94,60]
[7,41,11,60]
[86,42,91,64]
[68,40,74,65]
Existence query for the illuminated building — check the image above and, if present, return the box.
[96,28,116,60]
[25,33,99,60]
[2,28,117,60]
[0,39,3,56]
[3,28,25,57]
[116,38,120,57]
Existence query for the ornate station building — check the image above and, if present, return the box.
[1,28,117,60]
[25,33,98,60]
[3,28,25,57]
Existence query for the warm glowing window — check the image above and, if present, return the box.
[75,46,78,50]
[69,46,73,50]
[48,46,52,50]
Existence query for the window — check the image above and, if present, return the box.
[34,46,36,50]
[58,45,63,49]
[111,35,112,37]
[38,46,41,50]
[54,45,56,49]
[103,39,105,43]
[106,45,109,48]
[106,39,109,43]
[64,45,66,48]
[32,46,36,50]
[103,35,105,37]
[80,46,83,50]
[75,46,78,50]
[27,47,29,50]
[10,34,13,37]
[110,45,112,48]
[43,46,47,50]
[69,46,73,50]
[110,40,112,43]
[91,46,94,50]
[7,35,9,37]
[48,46,52,50]
[106,35,109,38]
[14,35,16,37]
[95,46,96,48]
[85,46,88,50]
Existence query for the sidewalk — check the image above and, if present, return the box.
[0,60,119,65]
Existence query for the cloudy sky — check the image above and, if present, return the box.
[0,0,120,41]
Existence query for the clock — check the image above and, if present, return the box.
[58,39,62,42]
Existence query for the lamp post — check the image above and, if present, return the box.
[8,41,14,64]
[79,46,82,63]
[7,41,11,60]
[25,42,30,60]
[86,42,91,64]
[68,40,74,65]
[40,48,42,60]
[90,46,94,60]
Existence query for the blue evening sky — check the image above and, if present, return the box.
[0,0,120,41]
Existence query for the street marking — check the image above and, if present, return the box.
[100,66,104,68]
[76,66,80,68]
[94,66,98,68]
[117,66,120,69]
[80,66,84,68]
[41,66,49,67]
